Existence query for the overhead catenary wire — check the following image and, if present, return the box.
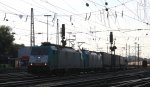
[0,1,146,33]
[0,0,149,53]
[0,1,27,15]
[0,0,148,28]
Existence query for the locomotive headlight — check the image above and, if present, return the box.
[38,56,40,59]
[30,63,32,66]
[44,63,47,66]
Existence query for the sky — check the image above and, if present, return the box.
[0,0,150,58]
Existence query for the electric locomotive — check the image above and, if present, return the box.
[28,44,83,74]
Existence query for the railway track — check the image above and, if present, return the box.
[33,68,150,87]
[0,72,44,84]
[0,72,50,87]
[110,77,150,87]
[0,68,27,74]
[0,68,149,87]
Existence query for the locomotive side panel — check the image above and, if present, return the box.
[120,56,124,65]
[82,50,90,69]
[97,53,102,68]
[120,56,127,69]
[101,52,111,67]
[89,52,102,69]
[58,50,67,69]
[115,55,120,67]
[72,52,81,68]
[58,48,81,69]
[48,46,59,70]
[89,52,95,68]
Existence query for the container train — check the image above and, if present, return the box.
[27,44,128,74]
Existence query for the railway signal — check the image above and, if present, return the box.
[110,32,113,44]
[61,24,66,47]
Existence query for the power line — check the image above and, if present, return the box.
[0,2,26,15]
[0,0,149,45]
[62,0,79,12]
[40,0,76,15]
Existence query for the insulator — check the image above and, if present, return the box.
[105,2,108,5]
[86,3,89,7]
[105,8,109,11]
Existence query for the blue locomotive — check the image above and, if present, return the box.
[28,44,127,74]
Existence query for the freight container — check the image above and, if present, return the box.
[101,52,111,67]
[18,47,31,68]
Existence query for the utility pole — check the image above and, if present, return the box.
[44,15,51,42]
[144,0,147,22]
[126,43,127,58]
[135,42,137,66]
[106,42,109,53]
[138,44,140,68]
[68,32,72,47]
[106,37,109,53]
[30,8,35,47]
[128,45,130,61]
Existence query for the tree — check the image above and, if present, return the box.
[0,25,15,55]
[9,44,24,58]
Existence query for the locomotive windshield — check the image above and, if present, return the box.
[31,47,49,55]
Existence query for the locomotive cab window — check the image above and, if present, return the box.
[31,47,49,55]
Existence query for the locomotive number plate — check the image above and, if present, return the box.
[36,59,41,63]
